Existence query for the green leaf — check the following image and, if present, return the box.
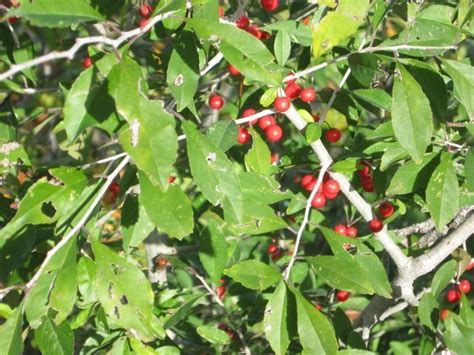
[431,260,456,298]
[292,287,338,355]
[206,120,237,152]
[274,31,291,66]
[0,306,23,355]
[331,158,359,175]
[10,0,103,27]
[444,314,474,355]
[386,153,438,195]
[166,31,200,112]
[139,172,194,239]
[187,19,280,85]
[353,89,392,111]
[442,59,474,119]
[63,54,120,141]
[382,17,459,56]
[418,292,438,330]
[264,281,290,355]
[305,123,322,143]
[197,325,231,345]
[466,149,474,192]
[380,146,409,171]
[263,21,312,46]
[121,195,155,251]
[0,169,88,247]
[25,237,77,327]
[76,256,97,305]
[92,239,162,342]
[245,128,271,175]
[426,153,459,231]
[260,88,278,107]
[348,53,381,88]
[391,64,433,163]
[164,295,202,329]
[199,219,228,284]
[112,57,177,189]
[312,0,370,58]
[308,227,392,297]
[183,121,243,222]
[34,315,74,355]
[224,260,281,291]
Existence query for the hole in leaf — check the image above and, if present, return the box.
[41,201,56,218]
[114,306,120,319]
[119,295,128,305]
[108,282,114,298]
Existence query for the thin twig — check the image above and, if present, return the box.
[195,273,224,307]
[80,152,128,169]
[0,11,177,82]
[24,155,130,294]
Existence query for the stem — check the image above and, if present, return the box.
[25,155,130,294]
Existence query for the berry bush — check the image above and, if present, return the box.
[0,0,473,354]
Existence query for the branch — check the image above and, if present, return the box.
[282,103,410,270]
[0,11,176,82]
[355,214,474,338]
[24,155,130,294]
[283,44,457,83]
[284,161,330,280]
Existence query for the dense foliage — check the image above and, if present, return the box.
[0,0,473,354]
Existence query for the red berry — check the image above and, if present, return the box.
[334,224,347,236]
[237,127,251,144]
[261,0,279,11]
[242,108,257,125]
[314,303,322,311]
[218,5,224,17]
[379,202,395,218]
[458,280,471,294]
[324,190,338,200]
[82,56,92,69]
[284,82,302,99]
[302,16,311,26]
[313,114,320,122]
[446,289,461,304]
[271,248,283,261]
[139,4,153,18]
[346,226,358,238]
[108,181,120,194]
[265,124,283,142]
[267,243,278,254]
[216,285,226,299]
[260,31,272,40]
[466,261,474,271]
[271,153,279,164]
[274,97,291,112]
[323,179,340,196]
[357,161,371,176]
[360,175,375,192]
[368,219,383,233]
[8,16,19,24]
[139,18,149,29]
[311,193,326,209]
[246,25,262,39]
[236,15,250,29]
[167,176,176,184]
[258,115,276,130]
[300,87,316,102]
[325,128,341,143]
[209,94,224,110]
[440,308,449,321]
[157,257,169,268]
[336,290,350,302]
[227,63,240,76]
[301,174,316,191]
